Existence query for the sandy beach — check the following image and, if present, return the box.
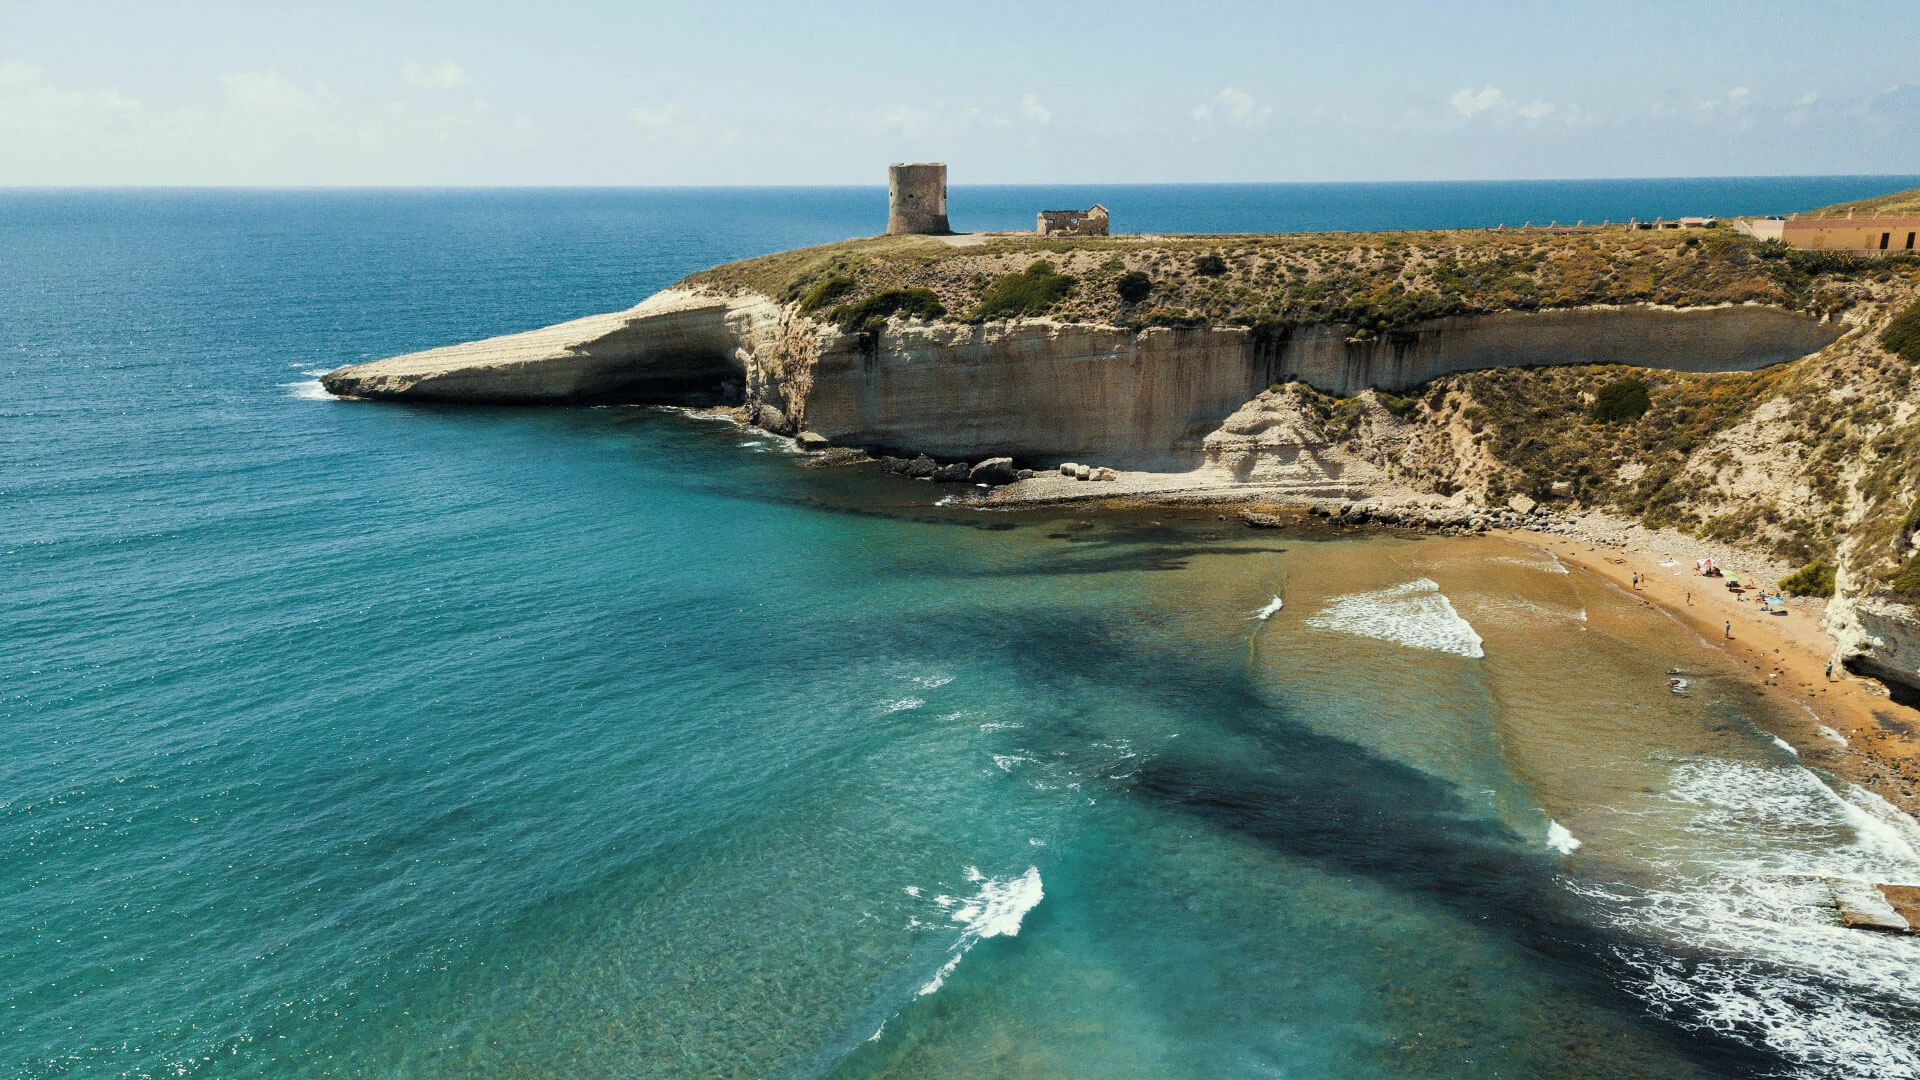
[1500,524,1920,817]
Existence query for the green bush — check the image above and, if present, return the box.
[829,288,945,332]
[975,262,1075,320]
[1589,378,1651,423]
[1116,270,1153,305]
[1885,556,1920,599]
[1780,559,1836,598]
[1374,391,1421,419]
[797,275,857,315]
[1193,253,1228,277]
[1883,298,1920,363]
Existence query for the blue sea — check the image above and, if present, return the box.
[6,179,1920,1080]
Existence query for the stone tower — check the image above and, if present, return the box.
[887,163,949,235]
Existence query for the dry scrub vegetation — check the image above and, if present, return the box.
[686,226,1886,334]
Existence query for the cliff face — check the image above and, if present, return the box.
[321,290,784,404]
[323,289,1838,466]
[1275,305,1840,394]
[320,270,1920,701]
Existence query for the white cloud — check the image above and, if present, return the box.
[1517,99,1555,120]
[402,61,470,90]
[1192,87,1270,127]
[1450,86,1507,117]
[221,71,309,109]
[1797,90,1820,106]
[630,102,685,130]
[0,60,44,89]
[1020,93,1052,125]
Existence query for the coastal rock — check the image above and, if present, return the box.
[798,447,871,468]
[1090,467,1118,481]
[1059,462,1079,477]
[905,455,937,479]
[1828,592,1920,705]
[969,457,1018,485]
[933,462,970,482]
[323,284,1840,470]
[1074,464,1091,481]
[796,431,830,451]
[1508,494,1537,515]
[1242,511,1285,528]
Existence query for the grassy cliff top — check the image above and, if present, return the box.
[682,224,1892,333]
[1799,185,1920,219]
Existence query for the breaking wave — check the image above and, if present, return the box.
[919,866,1044,997]
[1303,578,1484,657]
[1569,759,1920,1078]
[1252,596,1284,620]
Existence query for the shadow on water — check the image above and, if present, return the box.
[861,606,1791,1079]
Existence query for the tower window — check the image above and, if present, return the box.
[1908,232,1915,250]
[1881,232,1891,250]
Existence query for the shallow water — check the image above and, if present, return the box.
[5,187,1919,1079]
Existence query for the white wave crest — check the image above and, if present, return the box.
[1303,578,1484,657]
[279,379,335,401]
[918,866,1043,996]
[1547,820,1582,854]
[881,698,925,713]
[1569,759,1920,1076]
[1252,596,1284,620]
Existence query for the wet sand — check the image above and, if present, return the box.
[1500,527,1920,817]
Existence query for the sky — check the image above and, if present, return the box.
[2,0,1917,186]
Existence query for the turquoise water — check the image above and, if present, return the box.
[7,185,1920,1079]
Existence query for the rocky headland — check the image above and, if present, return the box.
[324,201,1920,801]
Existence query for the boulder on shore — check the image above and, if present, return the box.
[751,402,793,435]
[905,455,937,479]
[796,431,829,451]
[969,457,1018,485]
[933,462,970,482]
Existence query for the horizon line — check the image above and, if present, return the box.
[3,173,1919,193]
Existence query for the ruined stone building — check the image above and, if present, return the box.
[1037,205,1109,236]
[887,163,950,235]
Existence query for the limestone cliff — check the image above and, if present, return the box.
[321,225,1920,698]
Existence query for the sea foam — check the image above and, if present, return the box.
[918,866,1044,996]
[1570,759,1920,1078]
[1546,820,1582,854]
[1252,596,1284,620]
[1304,578,1484,657]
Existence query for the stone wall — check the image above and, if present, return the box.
[1036,206,1110,237]
[887,163,949,236]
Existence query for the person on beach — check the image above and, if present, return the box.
[1724,621,1732,639]
[1826,660,1834,681]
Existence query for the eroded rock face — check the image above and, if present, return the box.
[1199,386,1386,498]
[1275,305,1844,395]
[323,286,1841,470]
[1829,592,1920,705]
[321,289,786,404]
